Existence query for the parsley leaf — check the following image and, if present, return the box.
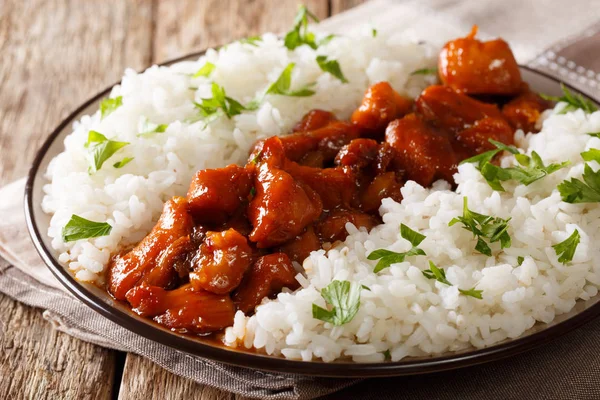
[367,224,426,273]
[265,63,315,97]
[458,288,483,299]
[460,139,519,169]
[137,117,168,136]
[462,139,568,190]
[192,62,215,78]
[312,280,361,326]
[517,256,525,266]
[540,84,598,114]
[449,197,511,256]
[588,132,600,139]
[239,36,262,46]
[99,96,123,119]
[422,261,452,285]
[552,229,580,264]
[318,34,336,46]
[383,349,391,360]
[371,28,378,37]
[62,215,112,242]
[284,5,320,50]
[316,55,348,83]
[194,82,251,121]
[422,261,484,299]
[113,157,134,168]
[581,148,600,163]
[558,164,600,203]
[410,68,438,76]
[480,151,569,190]
[85,131,129,174]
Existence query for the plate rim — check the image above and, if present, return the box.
[23,54,600,377]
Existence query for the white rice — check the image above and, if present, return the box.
[42,29,436,282]
[224,106,600,361]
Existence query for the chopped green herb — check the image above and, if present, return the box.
[85,131,129,174]
[462,139,568,190]
[422,261,452,285]
[99,96,123,119]
[316,55,348,83]
[249,187,256,197]
[552,229,580,264]
[318,34,336,46]
[239,36,262,46]
[383,349,391,360]
[480,150,569,191]
[284,5,320,50]
[422,261,484,299]
[460,139,519,169]
[581,148,600,163]
[540,84,598,114]
[62,215,112,242]
[449,197,511,256]
[192,62,215,78]
[361,284,371,291]
[371,28,378,37]
[367,224,426,273]
[588,132,600,139]
[312,280,361,326]
[410,68,438,76]
[265,63,315,97]
[194,82,251,122]
[250,151,262,164]
[113,157,134,169]
[517,256,525,266]
[558,164,600,203]
[137,117,168,136]
[458,288,483,299]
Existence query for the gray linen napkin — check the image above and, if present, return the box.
[1,1,600,399]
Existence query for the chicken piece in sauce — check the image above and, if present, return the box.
[232,253,300,314]
[502,85,551,133]
[189,229,253,294]
[386,114,458,186]
[277,226,322,263]
[107,196,193,301]
[416,85,506,133]
[248,138,323,248]
[456,116,514,154]
[293,109,337,132]
[351,82,413,138]
[316,209,380,243]
[439,25,522,95]
[126,284,235,334]
[187,165,253,225]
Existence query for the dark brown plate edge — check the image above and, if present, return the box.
[23,56,600,377]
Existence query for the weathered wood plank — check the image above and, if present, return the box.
[0,0,153,186]
[152,0,329,63]
[118,353,252,400]
[330,0,368,15]
[0,0,154,398]
[0,293,116,400]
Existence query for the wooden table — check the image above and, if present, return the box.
[0,1,364,398]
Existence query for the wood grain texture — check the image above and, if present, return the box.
[152,0,329,63]
[0,293,116,400]
[118,354,252,400]
[0,0,153,398]
[330,0,368,14]
[0,0,153,186]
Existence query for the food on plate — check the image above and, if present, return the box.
[43,7,599,363]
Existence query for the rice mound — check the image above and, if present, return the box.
[42,29,435,282]
[224,107,600,362]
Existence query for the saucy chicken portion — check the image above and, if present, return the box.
[106,28,551,336]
